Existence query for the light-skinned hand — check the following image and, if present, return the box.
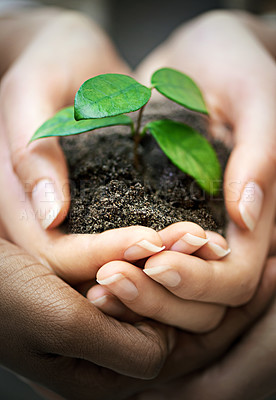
[0,7,173,286]
[0,7,130,231]
[87,221,230,332]
[132,10,276,307]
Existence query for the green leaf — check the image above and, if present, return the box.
[151,68,208,115]
[74,74,151,120]
[30,106,133,142]
[146,120,221,194]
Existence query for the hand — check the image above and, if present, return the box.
[88,221,230,332]
[0,7,171,284]
[0,112,168,286]
[0,7,130,233]
[87,174,275,328]
[0,238,176,400]
[136,10,276,231]
[88,174,275,332]
[134,10,276,306]
[136,11,276,235]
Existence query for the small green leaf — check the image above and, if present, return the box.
[74,74,151,120]
[146,120,221,194]
[30,106,133,142]
[151,68,208,115]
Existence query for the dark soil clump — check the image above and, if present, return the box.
[61,101,228,235]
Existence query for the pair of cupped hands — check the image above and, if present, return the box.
[0,6,275,400]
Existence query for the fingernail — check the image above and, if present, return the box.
[32,179,61,230]
[91,295,126,315]
[239,181,263,231]
[207,242,231,258]
[90,295,109,307]
[143,266,181,287]
[97,273,139,301]
[124,240,165,260]
[171,233,209,252]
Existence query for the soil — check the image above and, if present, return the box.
[61,100,229,236]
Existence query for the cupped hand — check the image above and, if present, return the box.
[0,7,130,232]
[90,178,275,331]
[133,10,276,306]
[136,11,275,234]
[0,107,167,286]
[88,221,231,332]
[0,7,170,283]
[0,238,176,400]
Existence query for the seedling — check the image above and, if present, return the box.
[31,68,221,194]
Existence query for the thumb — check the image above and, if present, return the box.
[1,69,70,230]
[224,94,276,231]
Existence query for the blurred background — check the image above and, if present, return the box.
[0,0,275,398]
[28,0,276,68]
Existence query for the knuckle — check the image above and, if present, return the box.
[145,348,166,379]
[132,225,161,239]
[141,339,167,379]
[123,225,162,248]
[134,323,168,379]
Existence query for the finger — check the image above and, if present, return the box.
[195,231,230,260]
[0,60,72,229]
[143,248,229,300]
[96,260,225,332]
[145,180,276,306]
[158,222,230,259]
[46,226,164,283]
[158,222,209,254]
[0,238,175,380]
[87,284,141,322]
[142,248,248,306]
[224,83,276,232]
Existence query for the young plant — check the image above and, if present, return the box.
[31,68,221,195]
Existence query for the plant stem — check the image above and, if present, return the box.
[133,105,145,169]
[135,105,145,137]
